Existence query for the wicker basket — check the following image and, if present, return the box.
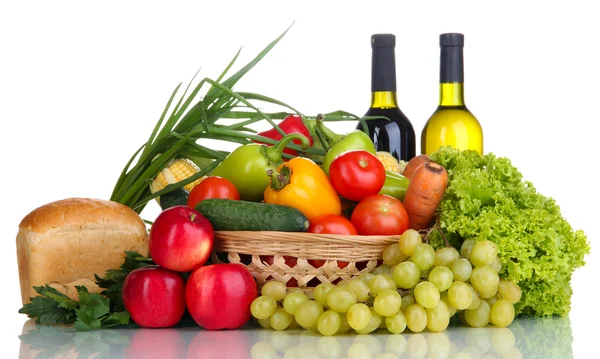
[211,231,398,292]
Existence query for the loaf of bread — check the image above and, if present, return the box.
[17,198,149,304]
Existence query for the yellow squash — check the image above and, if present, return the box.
[264,157,341,221]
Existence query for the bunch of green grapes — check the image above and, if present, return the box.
[250,230,522,336]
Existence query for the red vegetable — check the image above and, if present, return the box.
[187,176,240,208]
[329,150,386,202]
[351,194,410,236]
[254,114,314,156]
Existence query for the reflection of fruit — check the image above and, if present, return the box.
[186,263,258,330]
[149,205,214,272]
[126,329,187,359]
[261,255,299,287]
[122,267,186,328]
[187,330,250,359]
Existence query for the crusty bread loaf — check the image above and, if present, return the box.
[17,198,149,304]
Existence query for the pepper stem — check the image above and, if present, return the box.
[316,114,345,147]
[264,133,310,164]
[267,165,292,191]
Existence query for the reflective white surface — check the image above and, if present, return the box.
[18,316,573,359]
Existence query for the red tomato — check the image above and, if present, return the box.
[308,214,356,269]
[351,194,410,235]
[187,176,240,208]
[308,214,358,235]
[329,150,386,202]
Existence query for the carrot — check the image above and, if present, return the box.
[403,154,431,180]
[402,161,448,230]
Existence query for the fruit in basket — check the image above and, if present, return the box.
[187,176,240,208]
[195,199,309,232]
[149,206,214,272]
[122,267,186,328]
[350,194,409,235]
[376,151,402,173]
[210,133,311,202]
[329,150,386,202]
[260,255,299,287]
[403,161,449,230]
[402,154,431,180]
[186,263,258,330]
[253,114,315,157]
[308,214,358,235]
[317,119,377,176]
[378,171,410,201]
[264,157,341,221]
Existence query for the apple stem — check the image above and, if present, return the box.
[190,213,197,222]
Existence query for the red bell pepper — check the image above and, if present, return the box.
[255,115,314,156]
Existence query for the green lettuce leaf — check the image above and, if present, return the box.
[429,146,590,316]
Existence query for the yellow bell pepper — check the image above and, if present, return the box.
[264,157,341,221]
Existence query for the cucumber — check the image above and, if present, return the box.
[195,199,309,232]
[159,187,190,210]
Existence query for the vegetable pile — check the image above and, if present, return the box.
[427,147,590,316]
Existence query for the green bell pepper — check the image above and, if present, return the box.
[211,133,310,202]
[379,171,410,201]
[317,119,376,175]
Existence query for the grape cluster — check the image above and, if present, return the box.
[250,231,522,336]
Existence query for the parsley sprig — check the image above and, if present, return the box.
[19,251,153,330]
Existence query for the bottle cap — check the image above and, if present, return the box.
[371,34,396,48]
[440,33,464,47]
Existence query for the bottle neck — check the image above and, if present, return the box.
[372,46,396,92]
[439,83,465,106]
[439,44,465,107]
[371,91,398,108]
[371,45,398,108]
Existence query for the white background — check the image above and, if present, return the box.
[1,0,598,357]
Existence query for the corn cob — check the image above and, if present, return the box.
[376,151,407,174]
[149,158,206,194]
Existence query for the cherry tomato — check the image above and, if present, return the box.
[329,150,386,202]
[187,176,240,208]
[351,194,409,236]
[307,214,356,269]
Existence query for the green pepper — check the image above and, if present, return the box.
[211,133,310,202]
[379,171,410,201]
[317,119,376,175]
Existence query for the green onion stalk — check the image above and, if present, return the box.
[109,26,367,214]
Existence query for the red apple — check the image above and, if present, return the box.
[122,267,186,328]
[186,263,258,330]
[149,205,214,272]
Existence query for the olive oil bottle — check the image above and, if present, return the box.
[421,33,483,155]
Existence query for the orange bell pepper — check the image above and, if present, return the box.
[264,157,341,221]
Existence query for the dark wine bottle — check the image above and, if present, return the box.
[357,34,416,162]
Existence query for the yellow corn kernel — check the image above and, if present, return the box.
[376,151,403,174]
[150,158,205,193]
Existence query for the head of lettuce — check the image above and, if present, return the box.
[428,146,590,316]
